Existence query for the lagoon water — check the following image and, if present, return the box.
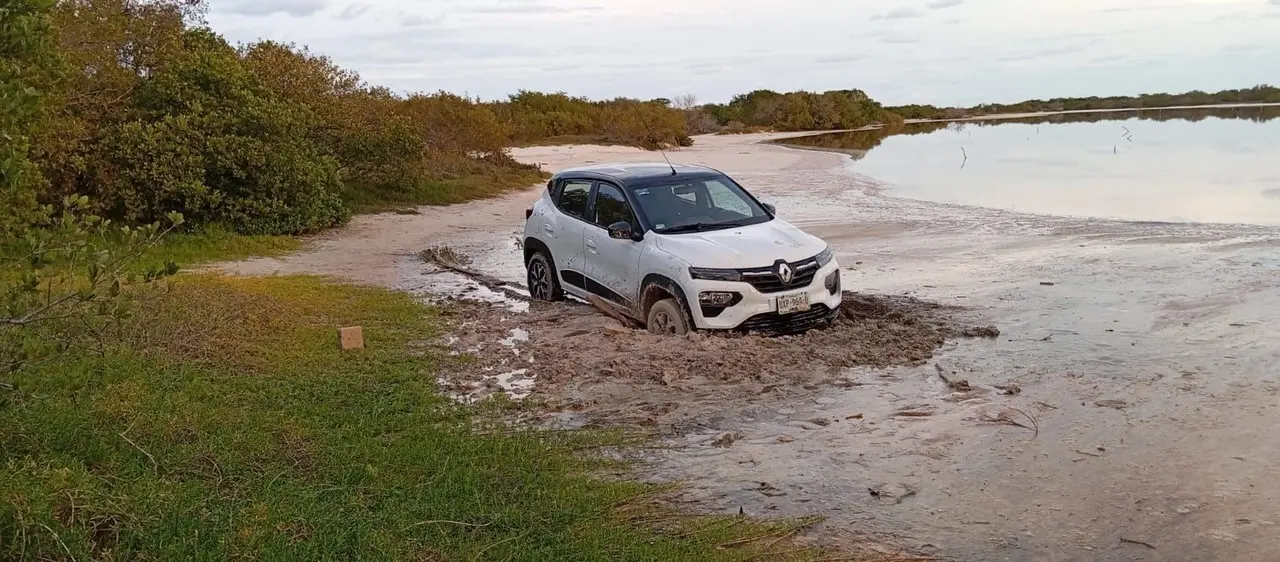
[780,106,1280,226]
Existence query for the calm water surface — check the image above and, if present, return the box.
[781,107,1280,225]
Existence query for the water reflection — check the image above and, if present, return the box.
[779,106,1280,154]
[778,106,1280,225]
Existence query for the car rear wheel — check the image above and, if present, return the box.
[647,298,690,336]
[526,251,563,301]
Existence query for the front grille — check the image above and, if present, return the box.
[740,257,820,294]
[739,304,837,336]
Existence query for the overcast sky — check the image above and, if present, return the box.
[206,0,1280,106]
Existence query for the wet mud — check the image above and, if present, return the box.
[432,292,999,430]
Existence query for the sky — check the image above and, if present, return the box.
[206,0,1280,106]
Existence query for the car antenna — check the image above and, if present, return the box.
[640,110,679,176]
[658,146,677,176]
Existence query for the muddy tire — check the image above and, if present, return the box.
[647,298,690,336]
[526,251,563,302]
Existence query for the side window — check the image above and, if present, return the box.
[557,180,592,219]
[593,183,634,227]
[705,179,752,217]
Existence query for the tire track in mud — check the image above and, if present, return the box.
[432,292,999,429]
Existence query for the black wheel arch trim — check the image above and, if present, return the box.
[638,273,696,327]
[524,237,566,295]
[523,236,552,265]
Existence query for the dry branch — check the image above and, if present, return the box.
[419,246,531,302]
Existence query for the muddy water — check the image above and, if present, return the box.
[506,135,1280,561]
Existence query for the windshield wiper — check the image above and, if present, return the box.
[714,218,758,228]
[656,223,712,234]
[659,219,761,234]
[658,222,739,234]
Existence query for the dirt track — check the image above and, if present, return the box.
[218,133,1280,561]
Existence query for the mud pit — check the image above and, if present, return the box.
[433,292,999,429]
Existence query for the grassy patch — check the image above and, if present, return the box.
[512,134,621,147]
[1,275,831,561]
[512,135,694,150]
[343,166,548,215]
[142,227,300,266]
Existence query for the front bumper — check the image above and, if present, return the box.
[687,260,844,334]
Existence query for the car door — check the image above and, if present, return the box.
[543,178,592,292]
[583,181,644,309]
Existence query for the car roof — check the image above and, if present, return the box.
[550,161,726,189]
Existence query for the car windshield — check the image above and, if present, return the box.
[630,176,771,234]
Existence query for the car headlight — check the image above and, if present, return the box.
[689,267,742,282]
[815,246,834,267]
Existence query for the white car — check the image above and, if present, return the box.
[522,162,842,335]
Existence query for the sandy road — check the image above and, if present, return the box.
[218,133,1280,561]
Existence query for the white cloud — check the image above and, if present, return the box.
[204,0,1280,106]
[219,0,330,17]
[336,3,371,19]
[871,7,924,20]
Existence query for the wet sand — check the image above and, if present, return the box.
[218,133,1280,561]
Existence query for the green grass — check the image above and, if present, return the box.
[511,134,620,148]
[0,275,830,561]
[343,167,548,215]
[143,227,300,266]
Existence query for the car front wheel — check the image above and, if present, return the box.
[647,298,690,336]
[526,251,563,301]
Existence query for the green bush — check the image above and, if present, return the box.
[493,91,690,148]
[701,89,900,132]
[2,196,182,382]
[77,28,349,235]
[0,0,55,236]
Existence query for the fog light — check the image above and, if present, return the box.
[825,270,840,295]
[699,291,739,307]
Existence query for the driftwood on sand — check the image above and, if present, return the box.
[419,246,531,302]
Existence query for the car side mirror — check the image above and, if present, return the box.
[763,203,776,215]
[608,221,640,241]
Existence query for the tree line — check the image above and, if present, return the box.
[675,89,903,134]
[887,85,1280,120]
[1,0,694,238]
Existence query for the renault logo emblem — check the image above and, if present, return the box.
[775,260,794,284]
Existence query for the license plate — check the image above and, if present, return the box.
[776,293,810,315]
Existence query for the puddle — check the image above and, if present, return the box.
[487,369,536,400]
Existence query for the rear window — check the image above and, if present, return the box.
[557,180,592,219]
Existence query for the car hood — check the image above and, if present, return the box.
[652,219,827,269]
